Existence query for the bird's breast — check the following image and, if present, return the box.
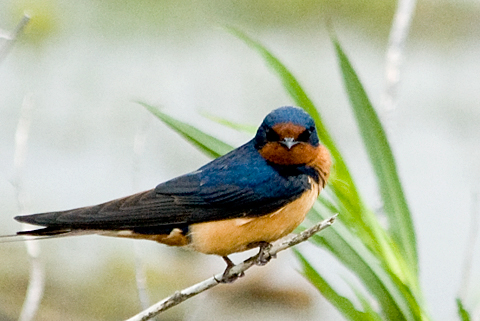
[188,179,320,257]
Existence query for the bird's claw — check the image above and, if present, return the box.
[217,256,245,283]
[217,269,245,283]
[255,242,275,266]
[216,243,275,283]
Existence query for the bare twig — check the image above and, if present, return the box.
[13,94,46,321]
[125,214,337,321]
[381,0,417,132]
[133,243,151,310]
[18,241,44,321]
[0,14,30,64]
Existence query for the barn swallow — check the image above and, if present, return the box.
[11,106,331,280]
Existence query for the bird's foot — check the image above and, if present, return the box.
[255,241,275,266]
[216,256,244,283]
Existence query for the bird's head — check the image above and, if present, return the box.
[255,106,320,166]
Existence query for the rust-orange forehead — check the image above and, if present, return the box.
[259,142,317,166]
[271,122,306,138]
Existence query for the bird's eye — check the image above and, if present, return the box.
[265,128,280,142]
[297,128,312,142]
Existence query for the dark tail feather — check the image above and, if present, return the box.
[17,227,72,236]
[0,234,22,242]
[14,212,61,227]
[13,212,72,236]
[0,232,62,243]
[0,234,46,243]
[0,228,89,243]
[3,211,100,243]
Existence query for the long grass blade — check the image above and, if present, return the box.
[138,102,233,158]
[308,204,421,321]
[349,282,385,321]
[332,36,418,274]
[456,298,472,321]
[295,251,372,321]
[199,111,256,134]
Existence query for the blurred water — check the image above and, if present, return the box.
[1,1,480,320]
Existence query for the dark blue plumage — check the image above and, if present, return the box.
[255,106,319,149]
[261,106,316,131]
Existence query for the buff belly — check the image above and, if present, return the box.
[188,180,320,257]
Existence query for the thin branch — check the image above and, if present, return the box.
[18,241,44,321]
[125,214,337,321]
[381,0,417,132]
[13,94,46,321]
[133,243,151,310]
[0,14,30,64]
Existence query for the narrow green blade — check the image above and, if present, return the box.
[226,26,331,147]
[349,283,384,321]
[199,111,257,134]
[457,298,472,321]
[295,251,371,321]
[138,102,233,158]
[332,37,418,273]
[308,203,422,321]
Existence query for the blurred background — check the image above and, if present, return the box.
[0,0,479,320]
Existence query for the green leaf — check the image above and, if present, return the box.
[456,298,471,321]
[307,203,422,321]
[199,110,257,134]
[332,36,418,274]
[138,102,233,158]
[226,27,325,138]
[349,283,384,321]
[227,27,345,169]
[295,251,372,321]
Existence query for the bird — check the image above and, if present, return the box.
[9,106,331,281]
